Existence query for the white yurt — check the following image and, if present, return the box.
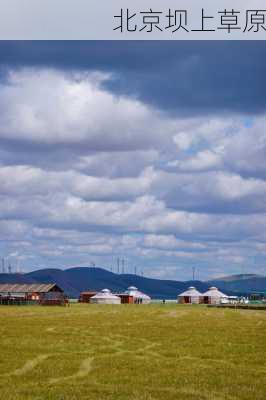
[202,287,228,305]
[177,286,203,304]
[90,289,121,304]
[124,286,151,304]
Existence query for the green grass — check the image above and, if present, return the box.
[0,304,265,400]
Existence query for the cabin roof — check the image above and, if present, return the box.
[80,291,97,295]
[0,283,63,293]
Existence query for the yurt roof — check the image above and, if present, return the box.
[178,286,203,297]
[124,286,151,299]
[202,286,228,298]
[91,288,120,300]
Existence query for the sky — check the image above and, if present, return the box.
[0,41,265,280]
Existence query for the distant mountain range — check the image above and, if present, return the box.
[207,274,266,295]
[0,268,265,298]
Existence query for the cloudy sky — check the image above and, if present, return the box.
[0,41,265,280]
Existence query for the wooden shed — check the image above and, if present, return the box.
[79,291,97,303]
[0,283,66,305]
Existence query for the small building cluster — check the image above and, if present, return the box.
[0,281,253,307]
[178,286,229,305]
[79,286,151,305]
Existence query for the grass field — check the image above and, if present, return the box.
[0,304,265,400]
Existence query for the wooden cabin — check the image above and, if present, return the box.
[0,283,66,305]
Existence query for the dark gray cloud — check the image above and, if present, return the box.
[0,41,265,115]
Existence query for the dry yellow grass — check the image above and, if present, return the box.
[0,304,265,400]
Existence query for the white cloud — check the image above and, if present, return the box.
[0,67,265,279]
[0,68,175,151]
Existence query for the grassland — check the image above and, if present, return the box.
[0,304,265,400]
